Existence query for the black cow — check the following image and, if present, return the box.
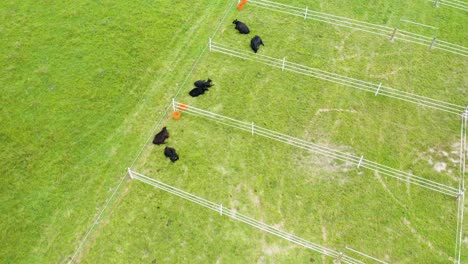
[250,35,264,53]
[189,87,209,97]
[152,127,169,145]
[233,19,250,34]
[164,147,179,162]
[194,78,213,89]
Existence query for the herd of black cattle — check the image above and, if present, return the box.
[153,19,263,162]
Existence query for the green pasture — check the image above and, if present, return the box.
[1,0,229,262]
[1,0,466,263]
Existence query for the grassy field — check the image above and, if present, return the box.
[1,0,467,263]
[0,0,230,263]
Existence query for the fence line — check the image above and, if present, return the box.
[174,102,460,196]
[459,110,467,190]
[400,18,438,30]
[210,41,465,116]
[129,169,364,264]
[455,111,467,264]
[247,0,468,57]
[428,0,468,12]
[345,246,388,264]
[455,191,465,264]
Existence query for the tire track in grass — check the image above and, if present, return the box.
[373,171,407,209]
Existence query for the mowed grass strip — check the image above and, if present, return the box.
[0,0,232,263]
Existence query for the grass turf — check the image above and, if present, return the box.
[1,0,466,263]
[1,0,230,262]
[82,0,467,263]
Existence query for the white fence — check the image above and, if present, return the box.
[429,0,468,12]
[247,0,468,57]
[209,41,466,116]
[454,111,467,264]
[128,169,365,264]
[454,191,465,264]
[345,246,388,264]
[173,101,460,197]
[459,109,468,190]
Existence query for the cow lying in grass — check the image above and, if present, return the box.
[153,127,169,145]
[251,35,264,53]
[194,78,213,89]
[189,78,214,97]
[164,147,179,162]
[189,87,208,97]
[233,19,250,34]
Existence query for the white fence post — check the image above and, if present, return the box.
[128,168,134,180]
[337,252,344,263]
[282,57,286,71]
[430,37,436,49]
[463,107,468,122]
[390,28,398,42]
[220,204,223,215]
[375,83,382,96]
[172,98,176,112]
[209,38,212,51]
[462,107,466,184]
[456,191,465,263]
[304,6,308,19]
[357,156,364,168]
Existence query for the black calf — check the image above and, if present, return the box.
[250,35,264,53]
[189,87,208,97]
[233,19,250,34]
[164,147,179,162]
[194,78,213,89]
[152,127,169,145]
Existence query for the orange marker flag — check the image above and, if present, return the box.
[237,0,248,10]
[173,111,181,120]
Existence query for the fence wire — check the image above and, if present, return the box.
[454,192,465,264]
[454,111,467,264]
[210,41,465,116]
[129,169,365,264]
[174,102,460,196]
[428,0,468,12]
[248,0,468,57]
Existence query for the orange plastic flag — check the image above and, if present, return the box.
[173,111,181,120]
[237,0,247,10]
